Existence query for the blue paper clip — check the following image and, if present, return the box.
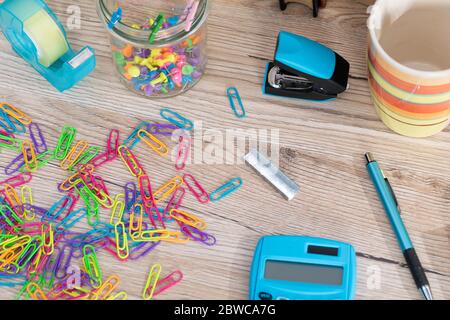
[227,87,246,118]
[108,7,122,29]
[124,121,150,149]
[160,108,194,131]
[209,177,243,202]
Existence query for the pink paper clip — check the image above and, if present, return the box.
[150,270,184,298]
[183,173,209,204]
[118,145,145,177]
[0,172,32,191]
[163,187,186,220]
[175,135,191,171]
[138,174,155,209]
[106,129,120,158]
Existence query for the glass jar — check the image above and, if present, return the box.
[97,0,209,98]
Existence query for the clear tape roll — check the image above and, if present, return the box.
[24,9,69,68]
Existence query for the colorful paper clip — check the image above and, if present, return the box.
[147,123,178,136]
[41,224,54,255]
[60,140,89,170]
[170,209,207,230]
[21,140,38,172]
[163,187,186,220]
[227,87,246,118]
[138,129,169,157]
[129,204,144,235]
[110,194,125,225]
[107,291,128,300]
[160,108,194,131]
[138,174,155,209]
[92,275,121,300]
[175,134,191,171]
[26,282,48,300]
[209,178,243,202]
[154,176,184,204]
[0,133,22,151]
[108,7,122,29]
[123,121,149,149]
[183,173,209,204]
[1,103,32,125]
[20,185,35,221]
[118,145,144,177]
[0,173,32,191]
[28,123,47,154]
[82,244,102,287]
[148,14,164,44]
[54,126,76,160]
[114,222,129,260]
[5,154,25,176]
[143,263,162,300]
[181,225,216,246]
[106,129,120,157]
[150,270,183,298]
[69,146,100,172]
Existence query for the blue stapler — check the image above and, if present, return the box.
[263,31,349,101]
[0,0,96,92]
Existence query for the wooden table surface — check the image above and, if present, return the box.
[0,0,449,300]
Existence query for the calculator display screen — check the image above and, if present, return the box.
[264,260,343,285]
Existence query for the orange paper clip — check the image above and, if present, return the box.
[138,129,169,157]
[21,140,38,172]
[60,140,89,170]
[153,176,184,204]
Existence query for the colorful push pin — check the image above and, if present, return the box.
[148,14,165,44]
[108,7,122,29]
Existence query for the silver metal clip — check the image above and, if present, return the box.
[268,66,313,91]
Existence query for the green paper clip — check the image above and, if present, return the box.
[0,133,22,151]
[148,14,164,44]
[54,126,76,160]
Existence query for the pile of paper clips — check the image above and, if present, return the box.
[0,102,243,300]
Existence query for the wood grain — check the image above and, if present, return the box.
[0,0,448,300]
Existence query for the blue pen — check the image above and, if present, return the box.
[365,153,432,300]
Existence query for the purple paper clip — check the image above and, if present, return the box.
[54,245,73,279]
[129,241,161,260]
[4,153,25,176]
[181,225,216,246]
[147,123,179,136]
[124,182,137,212]
[29,123,48,154]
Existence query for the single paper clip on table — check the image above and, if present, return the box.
[0,0,96,92]
[244,149,299,201]
[249,235,356,300]
[263,31,349,101]
[279,0,328,17]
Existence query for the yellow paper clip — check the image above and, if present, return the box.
[1,102,32,125]
[118,145,143,177]
[60,140,89,170]
[26,282,48,300]
[21,140,38,172]
[110,193,125,225]
[170,209,207,230]
[153,176,184,204]
[91,275,121,300]
[129,204,143,235]
[20,185,35,221]
[41,224,54,255]
[93,188,115,209]
[143,263,162,300]
[114,222,129,260]
[107,291,128,300]
[138,129,169,157]
[4,184,23,218]
[132,229,189,244]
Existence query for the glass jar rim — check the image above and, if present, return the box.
[96,0,209,47]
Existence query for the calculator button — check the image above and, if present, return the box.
[259,292,273,300]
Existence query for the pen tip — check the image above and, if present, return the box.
[421,285,433,300]
[365,152,374,163]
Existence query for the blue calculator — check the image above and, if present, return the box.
[249,235,356,300]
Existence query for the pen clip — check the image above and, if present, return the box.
[384,178,401,212]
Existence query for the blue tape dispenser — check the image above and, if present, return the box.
[249,235,357,300]
[263,31,350,101]
[0,0,96,92]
